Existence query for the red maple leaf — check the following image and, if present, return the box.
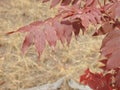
[7,0,120,89]
[80,69,112,90]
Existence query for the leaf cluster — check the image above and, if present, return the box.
[7,0,120,89]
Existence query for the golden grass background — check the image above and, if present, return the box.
[0,0,103,90]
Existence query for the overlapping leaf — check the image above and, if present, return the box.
[60,5,103,32]
[100,29,120,69]
[50,0,61,8]
[115,70,120,89]
[7,14,83,59]
[99,59,108,70]
[103,0,120,19]
[42,0,80,7]
[93,22,114,36]
[61,0,72,6]
[80,69,112,90]
[44,23,57,49]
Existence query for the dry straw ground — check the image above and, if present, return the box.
[0,0,103,90]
